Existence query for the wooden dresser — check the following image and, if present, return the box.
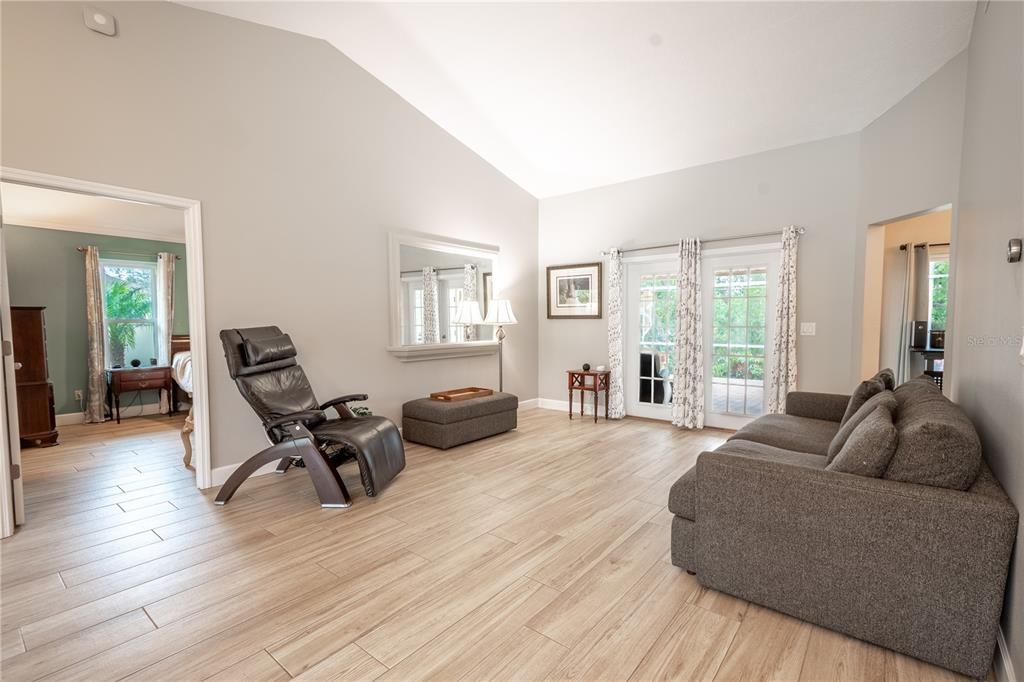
[12,306,59,447]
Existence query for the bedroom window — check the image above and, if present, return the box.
[101,260,158,368]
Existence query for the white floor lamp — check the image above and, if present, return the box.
[484,300,517,392]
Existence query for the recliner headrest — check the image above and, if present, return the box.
[220,326,298,379]
[244,334,296,366]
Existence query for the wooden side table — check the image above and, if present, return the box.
[566,369,611,423]
[106,366,177,424]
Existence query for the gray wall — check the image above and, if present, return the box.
[0,2,539,469]
[3,225,189,415]
[952,0,1024,672]
[854,51,968,382]
[538,134,861,402]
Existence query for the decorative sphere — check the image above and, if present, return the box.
[130,359,142,368]
[582,363,591,371]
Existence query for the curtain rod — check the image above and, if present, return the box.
[77,246,181,260]
[601,226,805,256]
[899,242,950,251]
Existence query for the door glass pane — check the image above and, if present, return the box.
[637,272,677,406]
[710,265,768,417]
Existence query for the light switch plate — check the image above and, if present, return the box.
[800,322,816,336]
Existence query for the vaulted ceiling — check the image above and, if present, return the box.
[185,2,975,198]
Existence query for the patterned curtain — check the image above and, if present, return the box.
[462,264,478,341]
[766,226,801,413]
[671,238,704,429]
[155,252,176,413]
[606,249,625,419]
[422,267,440,344]
[83,246,107,423]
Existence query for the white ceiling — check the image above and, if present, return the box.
[0,183,186,243]
[186,2,974,198]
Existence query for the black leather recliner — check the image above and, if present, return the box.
[216,326,406,508]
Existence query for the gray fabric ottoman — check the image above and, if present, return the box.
[402,392,518,449]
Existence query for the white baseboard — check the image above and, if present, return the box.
[536,398,607,418]
[996,627,1018,682]
[56,402,165,426]
[517,398,539,411]
[211,460,280,487]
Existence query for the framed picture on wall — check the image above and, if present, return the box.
[546,262,602,319]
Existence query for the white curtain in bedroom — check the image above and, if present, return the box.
[671,238,704,429]
[422,266,440,344]
[83,246,107,423]
[462,263,478,341]
[156,252,176,413]
[766,226,800,413]
[605,248,625,419]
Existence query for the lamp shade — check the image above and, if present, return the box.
[484,299,518,325]
[453,300,484,326]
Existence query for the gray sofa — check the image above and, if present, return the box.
[669,376,1018,679]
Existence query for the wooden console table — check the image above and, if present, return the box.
[106,366,177,424]
[566,369,611,422]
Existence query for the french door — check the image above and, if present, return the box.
[624,246,779,427]
[625,260,679,419]
[702,248,780,429]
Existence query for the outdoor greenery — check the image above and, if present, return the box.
[103,266,154,367]
[930,259,949,330]
[712,268,767,382]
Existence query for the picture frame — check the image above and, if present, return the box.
[546,262,602,319]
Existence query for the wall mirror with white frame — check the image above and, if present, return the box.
[387,232,499,361]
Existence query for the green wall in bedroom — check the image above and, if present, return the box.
[3,224,189,416]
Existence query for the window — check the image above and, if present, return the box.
[711,266,767,417]
[928,256,949,331]
[101,260,157,368]
[447,285,465,343]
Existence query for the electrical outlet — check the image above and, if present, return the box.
[74,389,84,401]
[800,322,816,336]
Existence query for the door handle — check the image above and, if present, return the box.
[13,362,22,370]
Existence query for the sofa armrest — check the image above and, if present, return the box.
[694,451,1017,678]
[784,391,850,422]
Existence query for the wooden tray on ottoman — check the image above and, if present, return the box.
[430,387,494,402]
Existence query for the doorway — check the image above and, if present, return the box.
[623,243,780,427]
[0,168,211,538]
[861,206,952,392]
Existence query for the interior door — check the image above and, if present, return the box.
[702,247,781,429]
[625,259,679,420]
[0,224,25,535]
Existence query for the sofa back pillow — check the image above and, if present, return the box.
[876,368,896,391]
[827,390,897,463]
[885,376,981,490]
[840,377,885,427]
[827,403,898,477]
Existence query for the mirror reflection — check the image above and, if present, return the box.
[398,245,493,345]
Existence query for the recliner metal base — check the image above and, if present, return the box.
[214,437,352,507]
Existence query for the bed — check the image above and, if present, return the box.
[171,335,194,468]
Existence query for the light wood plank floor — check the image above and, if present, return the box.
[1,410,984,681]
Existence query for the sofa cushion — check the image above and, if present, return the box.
[840,377,885,427]
[827,404,898,477]
[668,439,825,521]
[827,390,897,463]
[885,377,981,490]
[729,414,839,457]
